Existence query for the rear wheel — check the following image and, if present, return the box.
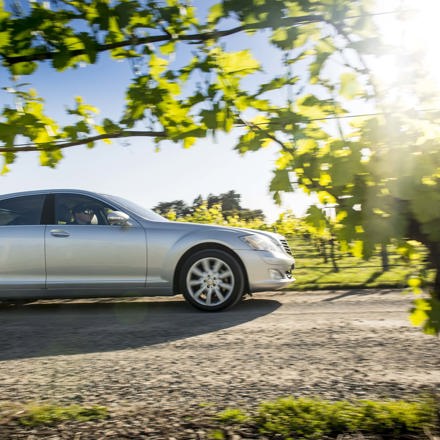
[179,249,245,311]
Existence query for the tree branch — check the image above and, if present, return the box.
[238,117,292,153]
[0,130,167,153]
[2,15,324,66]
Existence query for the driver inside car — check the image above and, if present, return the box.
[71,204,95,225]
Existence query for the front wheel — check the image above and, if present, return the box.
[179,249,245,311]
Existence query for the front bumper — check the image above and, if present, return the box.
[235,249,295,292]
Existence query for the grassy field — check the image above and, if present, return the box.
[286,237,434,291]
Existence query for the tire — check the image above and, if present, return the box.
[179,249,245,311]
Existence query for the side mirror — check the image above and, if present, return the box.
[107,211,130,226]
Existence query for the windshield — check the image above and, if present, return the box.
[104,194,168,222]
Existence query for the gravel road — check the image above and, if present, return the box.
[0,289,439,439]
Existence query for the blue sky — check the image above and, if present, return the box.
[0,1,314,221]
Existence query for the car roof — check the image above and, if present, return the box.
[0,189,101,200]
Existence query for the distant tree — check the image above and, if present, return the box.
[153,200,192,217]
[208,190,265,221]
[155,190,265,221]
[192,195,204,209]
[220,190,241,212]
[206,194,222,209]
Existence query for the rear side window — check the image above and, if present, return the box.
[0,195,45,226]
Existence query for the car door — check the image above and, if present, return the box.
[45,193,147,289]
[0,194,46,291]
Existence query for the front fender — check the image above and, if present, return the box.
[161,228,246,282]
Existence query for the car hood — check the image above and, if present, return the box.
[165,220,286,241]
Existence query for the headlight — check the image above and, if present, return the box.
[241,234,281,253]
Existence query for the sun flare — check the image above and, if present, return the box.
[375,0,440,94]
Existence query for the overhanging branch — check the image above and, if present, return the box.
[2,15,324,66]
[0,130,167,153]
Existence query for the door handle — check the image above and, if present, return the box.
[50,229,70,238]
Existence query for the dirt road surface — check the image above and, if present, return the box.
[0,290,439,438]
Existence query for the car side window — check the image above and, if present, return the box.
[54,194,115,226]
[0,195,45,226]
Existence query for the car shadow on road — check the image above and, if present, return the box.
[0,297,280,361]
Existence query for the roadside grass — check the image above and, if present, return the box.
[0,402,108,426]
[214,397,438,440]
[1,398,437,439]
[215,408,249,424]
[286,238,434,291]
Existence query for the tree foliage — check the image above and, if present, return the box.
[153,199,193,218]
[153,190,265,221]
[1,0,440,332]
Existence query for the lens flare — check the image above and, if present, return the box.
[374,0,440,98]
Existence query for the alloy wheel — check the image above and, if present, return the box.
[185,257,235,307]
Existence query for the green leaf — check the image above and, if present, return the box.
[110,47,139,59]
[217,50,260,76]
[271,27,287,43]
[0,30,10,47]
[208,3,223,24]
[10,62,37,75]
[296,95,335,119]
[305,205,327,230]
[272,191,281,205]
[270,26,298,50]
[339,72,362,99]
[159,41,175,56]
[257,76,298,95]
[149,54,168,77]
[408,277,421,289]
[78,33,98,64]
[102,118,120,133]
[114,1,137,28]
[183,136,197,148]
[425,299,440,335]
[75,120,90,134]
[0,1,10,21]
[270,169,293,192]
[410,298,430,325]
[1,163,10,175]
[95,1,111,30]
[39,149,63,168]
[200,109,218,130]
[351,240,363,258]
[52,50,71,71]
[309,52,331,81]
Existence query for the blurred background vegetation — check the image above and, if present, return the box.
[154,189,433,291]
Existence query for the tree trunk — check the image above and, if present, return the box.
[397,203,440,300]
[330,238,339,273]
[381,243,389,272]
[424,243,440,301]
[320,239,328,263]
[433,265,440,301]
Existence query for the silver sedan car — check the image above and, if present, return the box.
[0,189,295,311]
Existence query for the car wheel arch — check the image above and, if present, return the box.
[172,243,249,295]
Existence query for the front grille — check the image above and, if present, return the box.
[280,239,292,256]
